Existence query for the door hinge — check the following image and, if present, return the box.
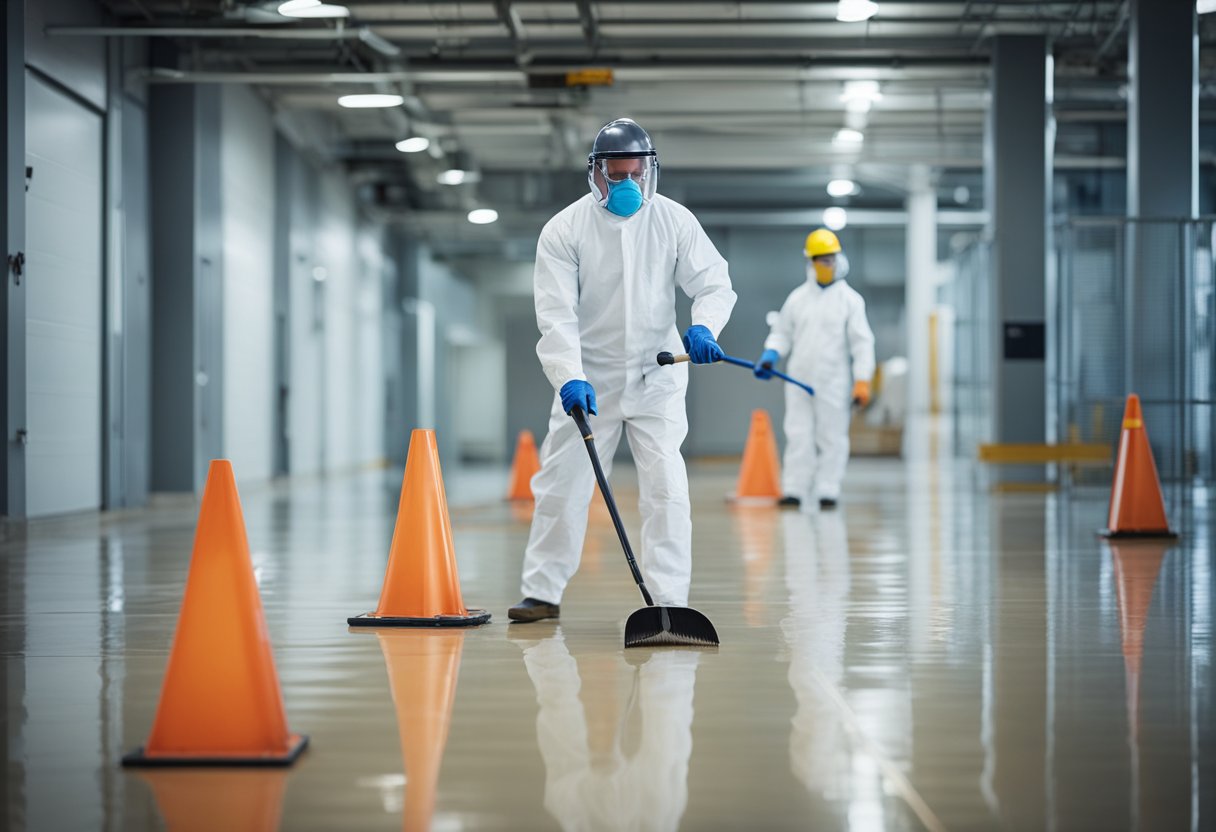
[14,428,28,445]
[8,251,25,285]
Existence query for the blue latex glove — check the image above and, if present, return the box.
[754,348,780,380]
[682,325,724,365]
[559,379,597,416]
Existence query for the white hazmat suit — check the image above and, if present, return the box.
[522,193,736,607]
[764,277,875,502]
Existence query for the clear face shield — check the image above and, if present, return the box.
[587,155,659,212]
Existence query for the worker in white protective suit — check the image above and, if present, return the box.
[753,229,875,510]
[509,118,737,622]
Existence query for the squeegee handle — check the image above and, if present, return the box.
[571,407,655,607]
[655,352,816,396]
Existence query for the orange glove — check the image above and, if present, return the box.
[852,380,872,408]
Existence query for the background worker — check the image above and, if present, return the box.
[509,117,736,622]
[754,228,875,510]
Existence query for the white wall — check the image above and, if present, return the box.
[220,85,276,482]
[282,165,385,475]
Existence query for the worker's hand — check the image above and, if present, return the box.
[560,380,598,416]
[753,349,780,380]
[682,325,724,364]
[852,380,872,408]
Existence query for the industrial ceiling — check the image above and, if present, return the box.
[58,1,1216,253]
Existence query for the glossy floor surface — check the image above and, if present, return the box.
[2,447,1214,831]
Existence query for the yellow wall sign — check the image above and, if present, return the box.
[566,68,614,86]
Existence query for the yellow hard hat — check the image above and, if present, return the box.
[804,228,842,258]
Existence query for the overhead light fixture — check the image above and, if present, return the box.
[841,80,882,112]
[823,207,848,231]
[337,93,404,109]
[438,169,468,186]
[833,128,864,147]
[278,0,350,18]
[827,179,858,198]
[467,208,499,225]
[836,0,878,22]
[1200,0,1216,13]
[395,136,430,153]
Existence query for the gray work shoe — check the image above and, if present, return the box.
[508,597,560,622]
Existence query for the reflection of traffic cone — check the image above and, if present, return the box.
[349,430,490,627]
[377,631,466,832]
[1110,540,1172,753]
[735,506,776,627]
[124,461,307,766]
[1102,394,1176,538]
[730,410,782,502]
[139,770,289,832]
[506,430,542,501]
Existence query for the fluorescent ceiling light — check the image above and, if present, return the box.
[395,136,430,153]
[836,0,878,22]
[278,0,349,18]
[337,93,404,109]
[1200,0,1216,13]
[841,80,882,103]
[438,169,468,185]
[833,128,864,146]
[468,208,499,225]
[823,207,848,231]
[827,179,858,197]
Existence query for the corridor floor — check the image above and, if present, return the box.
[2,455,1213,831]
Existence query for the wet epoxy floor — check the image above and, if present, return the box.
[2,452,1215,831]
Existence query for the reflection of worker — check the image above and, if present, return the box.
[516,629,700,831]
[510,118,737,622]
[754,229,875,510]
[781,511,850,796]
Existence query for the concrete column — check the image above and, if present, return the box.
[1,0,25,516]
[905,165,935,415]
[1125,0,1197,482]
[985,36,1052,472]
[1128,0,1197,219]
[149,84,224,493]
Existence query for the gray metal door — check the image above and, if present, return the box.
[23,72,103,516]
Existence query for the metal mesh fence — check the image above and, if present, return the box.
[1054,218,1215,492]
[947,218,1215,497]
[944,240,991,457]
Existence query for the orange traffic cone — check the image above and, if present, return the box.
[378,631,466,832]
[138,770,289,832]
[348,430,490,627]
[1102,394,1177,538]
[730,409,782,502]
[123,460,307,767]
[506,430,542,501]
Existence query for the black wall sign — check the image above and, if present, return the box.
[1003,322,1045,360]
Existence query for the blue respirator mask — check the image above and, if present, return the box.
[604,178,645,217]
[587,155,659,218]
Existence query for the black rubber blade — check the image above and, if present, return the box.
[624,605,720,648]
